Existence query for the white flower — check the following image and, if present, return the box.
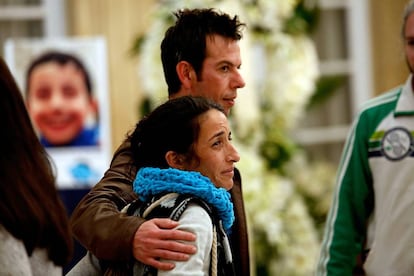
[242,0,299,32]
[263,33,319,130]
[139,15,168,105]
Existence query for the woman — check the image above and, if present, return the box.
[70,96,240,275]
[129,95,239,275]
[0,57,73,275]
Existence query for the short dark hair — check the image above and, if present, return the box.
[129,96,225,169]
[402,0,414,38]
[161,8,246,95]
[25,50,93,97]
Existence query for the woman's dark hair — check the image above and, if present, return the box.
[161,8,246,95]
[25,50,93,97]
[129,96,225,169]
[0,57,73,265]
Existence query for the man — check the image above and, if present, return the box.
[317,1,414,275]
[70,8,250,275]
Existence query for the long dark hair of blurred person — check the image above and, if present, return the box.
[0,57,73,275]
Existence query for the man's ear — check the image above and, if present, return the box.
[165,151,186,169]
[176,61,195,88]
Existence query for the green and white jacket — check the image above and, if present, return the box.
[317,75,414,276]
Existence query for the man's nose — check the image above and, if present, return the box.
[233,70,245,89]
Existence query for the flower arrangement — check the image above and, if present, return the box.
[133,0,337,275]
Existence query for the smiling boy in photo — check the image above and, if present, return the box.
[26,51,99,147]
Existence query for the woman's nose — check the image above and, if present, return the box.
[228,143,240,163]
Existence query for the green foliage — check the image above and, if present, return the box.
[129,35,145,57]
[307,75,347,109]
[259,134,297,171]
[284,0,320,35]
[139,96,153,117]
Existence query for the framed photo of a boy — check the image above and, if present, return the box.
[4,37,111,188]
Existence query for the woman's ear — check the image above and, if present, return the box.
[176,61,195,89]
[165,151,186,169]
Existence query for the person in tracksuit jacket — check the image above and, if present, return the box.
[317,1,414,275]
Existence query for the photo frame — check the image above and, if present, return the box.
[4,37,111,188]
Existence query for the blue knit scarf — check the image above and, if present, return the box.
[133,167,235,231]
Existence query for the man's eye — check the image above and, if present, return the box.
[221,66,230,72]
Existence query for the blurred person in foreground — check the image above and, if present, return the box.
[0,56,73,275]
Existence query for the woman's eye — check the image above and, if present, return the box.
[212,140,222,147]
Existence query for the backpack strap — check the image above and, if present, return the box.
[125,192,235,276]
[128,192,215,221]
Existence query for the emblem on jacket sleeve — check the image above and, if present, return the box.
[381,127,413,160]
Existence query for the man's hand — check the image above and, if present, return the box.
[132,218,197,271]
